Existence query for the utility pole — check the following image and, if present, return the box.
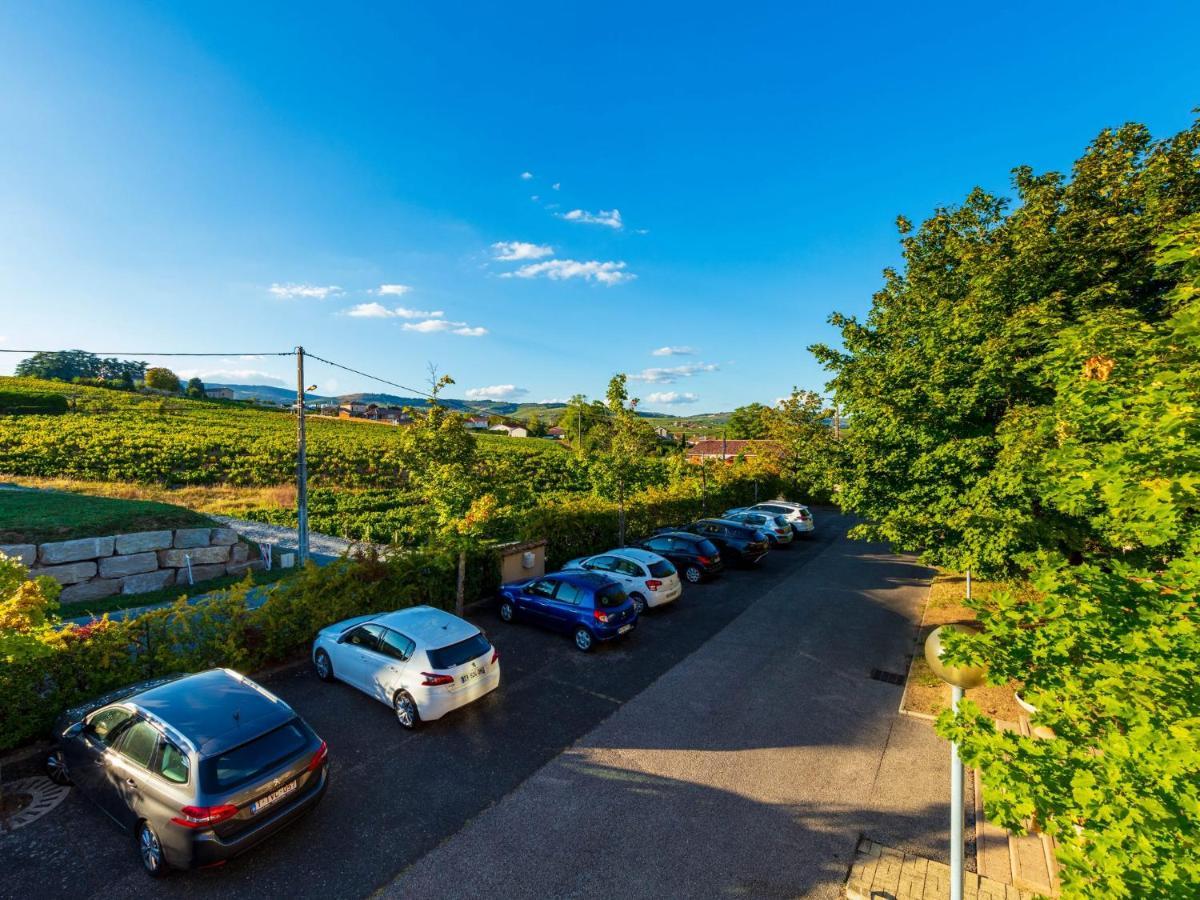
[296,347,309,565]
[721,429,727,462]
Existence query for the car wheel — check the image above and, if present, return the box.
[393,690,420,729]
[499,599,515,623]
[684,565,703,584]
[137,820,168,878]
[573,627,594,652]
[45,748,72,786]
[630,593,647,615]
[314,649,334,682]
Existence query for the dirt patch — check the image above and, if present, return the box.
[902,572,1024,722]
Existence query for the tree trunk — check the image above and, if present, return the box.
[456,549,467,617]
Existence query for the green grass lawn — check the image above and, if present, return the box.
[0,489,216,544]
[65,565,295,618]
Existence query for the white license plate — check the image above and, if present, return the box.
[251,780,297,814]
[460,668,483,684]
[618,624,632,634]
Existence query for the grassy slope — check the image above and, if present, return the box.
[0,489,216,544]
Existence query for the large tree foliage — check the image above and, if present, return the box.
[726,402,774,439]
[815,118,1200,896]
[812,119,1200,575]
[16,350,145,386]
[768,388,839,500]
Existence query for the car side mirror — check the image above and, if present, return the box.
[65,721,85,738]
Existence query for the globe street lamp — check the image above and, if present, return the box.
[924,624,988,900]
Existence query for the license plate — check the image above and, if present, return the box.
[618,624,632,634]
[460,667,483,684]
[251,780,297,814]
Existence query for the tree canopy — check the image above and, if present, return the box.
[815,117,1200,896]
[16,350,145,386]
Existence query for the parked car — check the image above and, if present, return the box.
[739,500,815,536]
[722,509,795,546]
[312,606,499,729]
[46,669,328,877]
[634,532,724,584]
[664,518,770,565]
[562,547,682,613]
[497,571,639,652]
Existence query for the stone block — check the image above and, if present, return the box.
[59,578,122,604]
[121,569,176,595]
[173,528,212,549]
[184,563,228,584]
[157,545,230,567]
[31,561,98,585]
[114,530,174,554]
[39,536,114,564]
[229,542,250,564]
[98,552,159,578]
[209,527,238,546]
[0,544,37,566]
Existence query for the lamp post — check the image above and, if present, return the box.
[924,624,988,900]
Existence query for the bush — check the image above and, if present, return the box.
[0,390,68,415]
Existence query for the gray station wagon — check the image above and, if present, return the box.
[46,668,328,876]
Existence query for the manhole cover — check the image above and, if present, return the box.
[869,668,906,686]
[0,777,70,831]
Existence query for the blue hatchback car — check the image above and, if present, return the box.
[497,571,639,652]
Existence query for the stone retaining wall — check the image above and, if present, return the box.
[0,527,262,605]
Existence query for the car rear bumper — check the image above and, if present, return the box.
[593,618,637,641]
[791,521,815,534]
[645,585,682,607]
[176,765,329,868]
[417,665,501,721]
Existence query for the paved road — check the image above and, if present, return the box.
[0,511,945,899]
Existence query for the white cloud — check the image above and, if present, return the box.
[344,303,444,319]
[178,368,287,387]
[635,228,650,235]
[559,208,623,229]
[465,384,529,400]
[401,319,488,336]
[492,241,553,261]
[652,346,696,357]
[521,171,534,180]
[502,258,634,286]
[376,284,412,296]
[630,362,719,384]
[268,283,341,300]
[552,182,561,191]
[531,195,539,202]
[646,391,699,405]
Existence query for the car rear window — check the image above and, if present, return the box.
[201,720,311,791]
[596,584,628,608]
[696,539,719,556]
[426,633,491,670]
[648,560,675,577]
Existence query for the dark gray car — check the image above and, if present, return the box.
[46,668,328,876]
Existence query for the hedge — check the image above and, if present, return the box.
[0,390,68,415]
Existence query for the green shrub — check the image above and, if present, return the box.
[0,390,68,415]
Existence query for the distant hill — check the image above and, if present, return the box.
[204,384,675,421]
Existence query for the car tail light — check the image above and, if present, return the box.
[491,648,500,665]
[646,579,662,591]
[696,556,711,565]
[172,804,239,829]
[421,672,455,686]
[306,740,328,772]
[593,609,609,623]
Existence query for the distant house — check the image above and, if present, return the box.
[687,439,780,463]
[338,401,368,418]
[464,416,490,430]
[489,424,529,438]
[207,387,235,400]
[546,426,567,439]
[653,426,674,440]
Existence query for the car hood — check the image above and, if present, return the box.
[317,613,378,640]
[561,557,588,570]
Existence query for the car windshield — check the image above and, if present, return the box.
[201,720,310,791]
[696,539,719,556]
[648,560,675,577]
[596,584,628,608]
[426,633,491,669]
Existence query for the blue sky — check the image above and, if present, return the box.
[1,2,1197,412]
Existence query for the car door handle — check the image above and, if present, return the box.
[125,778,137,787]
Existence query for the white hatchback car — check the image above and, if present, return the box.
[561,547,682,614]
[741,500,815,535]
[312,606,500,729]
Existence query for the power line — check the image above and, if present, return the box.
[0,349,292,357]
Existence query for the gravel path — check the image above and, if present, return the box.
[210,515,365,562]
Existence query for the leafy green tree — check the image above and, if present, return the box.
[725,402,774,439]
[185,377,206,399]
[144,367,182,393]
[525,412,547,437]
[561,393,612,454]
[590,375,659,544]
[16,350,144,385]
[768,388,838,499]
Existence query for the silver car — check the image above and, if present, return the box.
[722,509,795,546]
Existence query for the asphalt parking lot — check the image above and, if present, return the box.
[0,512,849,899]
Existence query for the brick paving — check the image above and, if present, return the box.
[846,838,1032,900]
